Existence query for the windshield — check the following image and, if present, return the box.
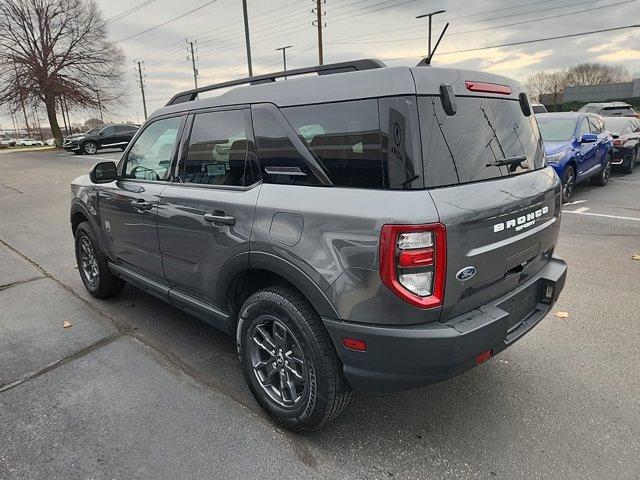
[537,117,576,142]
[418,96,546,186]
[85,126,103,135]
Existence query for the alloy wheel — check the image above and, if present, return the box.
[84,142,97,155]
[248,316,307,408]
[78,235,99,286]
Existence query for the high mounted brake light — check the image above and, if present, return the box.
[379,223,446,309]
[465,81,512,95]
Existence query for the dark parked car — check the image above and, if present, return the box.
[603,116,640,173]
[537,112,613,202]
[63,124,139,155]
[578,101,638,117]
[70,59,567,431]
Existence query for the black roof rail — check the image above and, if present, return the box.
[166,59,387,106]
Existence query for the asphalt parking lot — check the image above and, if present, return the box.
[1,149,639,480]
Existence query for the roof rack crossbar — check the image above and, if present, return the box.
[166,59,386,106]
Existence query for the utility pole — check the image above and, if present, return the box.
[416,10,446,60]
[242,0,253,76]
[63,96,72,134]
[135,61,148,120]
[312,0,325,65]
[59,97,69,135]
[186,40,199,89]
[276,45,292,72]
[96,90,104,123]
[10,111,18,138]
[14,64,31,138]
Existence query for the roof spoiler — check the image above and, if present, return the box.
[166,59,387,106]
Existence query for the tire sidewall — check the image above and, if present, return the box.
[237,292,321,428]
[562,165,575,203]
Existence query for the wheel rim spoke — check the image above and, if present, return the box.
[249,317,307,408]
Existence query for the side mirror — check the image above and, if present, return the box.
[89,161,117,183]
[579,133,598,143]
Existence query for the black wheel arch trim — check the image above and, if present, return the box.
[226,251,340,320]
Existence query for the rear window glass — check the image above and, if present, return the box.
[603,106,634,116]
[418,96,545,186]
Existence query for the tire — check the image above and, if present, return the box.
[74,221,125,298]
[591,154,611,186]
[561,165,575,203]
[83,141,98,155]
[622,148,637,174]
[237,286,352,432]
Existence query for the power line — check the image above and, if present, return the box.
[326,0,633,45]
[106,0,157,25]
[117,0,219,42]
[382,24,640,61]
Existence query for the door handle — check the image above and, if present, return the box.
[203,212,235,226]
[131,199,153,212]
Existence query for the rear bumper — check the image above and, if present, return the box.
[612,147,634,165]
[323,257,567,391]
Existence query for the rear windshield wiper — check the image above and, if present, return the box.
[486,155,528,168]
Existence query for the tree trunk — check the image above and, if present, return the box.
[45,95,63,147]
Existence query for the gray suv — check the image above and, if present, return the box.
[70,59,567,431]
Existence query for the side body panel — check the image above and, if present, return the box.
[97,180,167,282]
[252,184,442,326]
[157,183,260,307]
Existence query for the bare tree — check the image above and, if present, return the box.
[547,71,569,111]
[565,63,631,86]
[0,0,125,146]
[525,72,551,102]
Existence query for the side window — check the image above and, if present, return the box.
[101,126,115,137]
[587,117,600,134]
[578,119,591,138]
[252,105,324,186]
[124,116,182,181]
[183,110,249,186]
[282,100,383,189]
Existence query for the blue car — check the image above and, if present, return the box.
[536,112,613,203]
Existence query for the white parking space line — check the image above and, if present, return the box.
[563,209,640,222]
[564,200,587,206]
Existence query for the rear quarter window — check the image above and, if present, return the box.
[418,96,546,187]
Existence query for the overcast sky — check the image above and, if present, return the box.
[5,0,640,128]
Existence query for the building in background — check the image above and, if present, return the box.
[563,78,640,103]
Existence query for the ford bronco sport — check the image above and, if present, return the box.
[70,59,567,432]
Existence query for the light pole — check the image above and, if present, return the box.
[276,45,293,72]
[416,10,446,59]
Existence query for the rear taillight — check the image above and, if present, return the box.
[379,223,446,309]
[613,139,622,147]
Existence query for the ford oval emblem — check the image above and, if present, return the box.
[456,266,477,281]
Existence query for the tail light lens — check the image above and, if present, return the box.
[379,223,446,309]
[613,139,622,147]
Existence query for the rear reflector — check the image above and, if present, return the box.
[342,337,367,352]
[475,349,493,365]
[398,249,434,268]
[465,81,512,95]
